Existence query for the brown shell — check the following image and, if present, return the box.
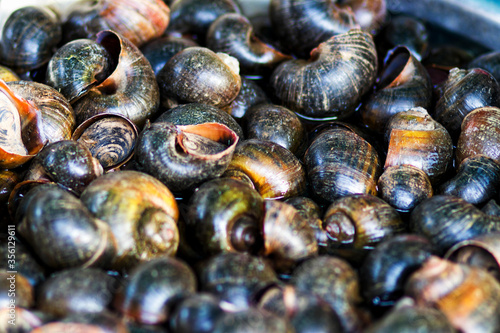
[135,122,239,193]
[445,232,500,281]
[405,256,500,332]
[80,170,179,271]
[361,46,432,133]
[322,194,404,261]
[457,106,500,166]
[158,47,242,109]
[304,125,381,202]
[385,107,453,183]
[206,13,291,76]
[71,30,160,128]
[223,139,306,199]
[64,0,170,47]
[72,113,138,171]
[269,29,378,120]
[263,200,318,273]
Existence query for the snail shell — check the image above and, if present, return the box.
[384,107,453,183]
[445,232,500,281]
[0,80,45,169]
[245,103,306,156]
[378,165,433,214]
[270,29,378,120]
[212,307,293,333]
[8,81,75,144]
[361,46,432,133]
[63,0,170,47]
[184,178,264,257]
[70,30,160,128]
[365,297,455,333]
[80,170,179,270]
[360,234,435,307]
[410,195,500,254]
[158,47,242,109]
[169,293,225,333]
[140,36,198,76]
[304,125,381,202]
[23,140,103,195]
[223,139,306,199]
[206,13,291,76]
[167,0,241,42]
[380,16,429,61]
[37,268,118,317]
[292,255,366,332]
[71,113,138,171]
[46,38,114,103]
[269,0,359,58]
[135,122,239,193]
[434,67,500,138]
[0,65,20,82]
[263,200,318,273]
[439,155,500,205]
[114,257,197,325]
[468,51,500,83]
[0,6,61,72]
[405,256,500,333]
[199,252,279,310]
[322,194,404,262]
[17,184,117,269]
[456,106,500,166]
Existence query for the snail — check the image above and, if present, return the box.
[212,307,293,333]
[155,102,244,139]
[114,257,197,325]
[433,67,500,139]
[23,140,103,195]
[292,255,367,332]
[439,155,500,206]
[199,252,279,310]
[226,77,269,120]
[359,234,436,307]
[322,194,404,262]
[365,297,455,333]
[269,29,378,120]
[304,124,381,202]
[270,0,384,58]
[384,107,453,183]
[135,122,239,193]
[0,6,61,73]
[262,200,318,274]
[206,13,291,76]
[169,293,225,333]
[184,178,264,258]
[48,30,160,128]
[244,103,306,156]
[377,165,433,214]
[80,170,180,271]
[36,268,118,318]
[405,256,500,332]
[17,184,117,270]
[445,232,500,281]
[158,47,242,109]
[167,0,241,43]
[361,46,432,133]
[63,0,170,47]
[410,195,500,254]
[223,139,306,199]
[456,106,500,166]
[140,35,198,76]
[71,113,139,171]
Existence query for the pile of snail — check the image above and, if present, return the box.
[2,0,500,331]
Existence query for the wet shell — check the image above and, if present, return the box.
[270,29,378,120]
